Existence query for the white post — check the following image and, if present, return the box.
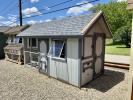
[128,12,133,100]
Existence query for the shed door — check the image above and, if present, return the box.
[39,40,48,74]
[92,33,105,77]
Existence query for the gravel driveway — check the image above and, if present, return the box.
[0,60,128,100]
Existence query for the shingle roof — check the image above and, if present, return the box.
[4,25,30,35]
[18,11,111,38]
[18,13,98,37]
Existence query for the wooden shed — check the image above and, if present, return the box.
[18,11,112,87]
[4,25,29,64]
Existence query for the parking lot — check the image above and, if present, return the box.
[0,60,128,100]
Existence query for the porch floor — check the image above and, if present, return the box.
[0,60,128,100]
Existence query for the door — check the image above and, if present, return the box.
[39,40,48,74]
[92,33,105,77]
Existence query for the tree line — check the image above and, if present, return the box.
[90,1,132,47]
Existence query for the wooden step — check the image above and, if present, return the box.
[104,62,129,70]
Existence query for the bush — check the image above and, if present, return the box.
[114,26,131,48]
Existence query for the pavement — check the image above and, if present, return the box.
[0,60,128,100]
[105,54,130,64]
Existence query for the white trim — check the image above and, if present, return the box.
[50,56,66,61]
[48,40,66,59]
[59,42,65,57]
[81,11,103,34]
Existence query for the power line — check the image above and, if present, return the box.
[4,0,99,27]
[23,0,75,17]
[23,0,99,19]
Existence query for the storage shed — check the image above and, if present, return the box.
[18,11,112,87]
[4,25,29,64]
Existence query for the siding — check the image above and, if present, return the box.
[67,38,80,86]
[49,38,80,87]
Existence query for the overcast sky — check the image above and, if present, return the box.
[0,0,127,26]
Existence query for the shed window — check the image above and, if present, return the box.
[14,37,22,43]
[27,38,38,48]
[32,38,37,47]
[48,40,66,58]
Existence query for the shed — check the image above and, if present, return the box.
[4,25,29,64]
[18,11,112,87]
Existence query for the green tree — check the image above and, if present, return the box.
[114,26,131,47]
[90,1,132,43]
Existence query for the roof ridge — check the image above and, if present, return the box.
[30,12,99,26]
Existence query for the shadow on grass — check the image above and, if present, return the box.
[106,41,123,46]
[116,46,130,48]
[83,69,125,93]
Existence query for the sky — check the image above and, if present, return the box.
[0,0,127,26]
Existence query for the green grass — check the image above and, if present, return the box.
[105,44,130,56]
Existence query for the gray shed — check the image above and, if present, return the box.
[18,11,112,87]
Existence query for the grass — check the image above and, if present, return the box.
[105,39,130,56]
[105,44,130,56]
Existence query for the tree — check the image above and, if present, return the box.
[114,26,131,47]
[90,1,132,43]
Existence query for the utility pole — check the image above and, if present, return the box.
[19,0,22,26]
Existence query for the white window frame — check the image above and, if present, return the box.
[48,40,66,59]
[27,38,38,48]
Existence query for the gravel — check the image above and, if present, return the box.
[0,60,128,100]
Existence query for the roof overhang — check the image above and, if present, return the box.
[4,25,30,35]
[81,11,112,38]
[17,35,83,38]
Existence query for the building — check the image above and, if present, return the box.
[18,11,112,87]
[4,25,29,64]
[127,0,133,99]
[0,26,10,59]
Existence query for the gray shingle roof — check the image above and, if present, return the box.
[18,13,98,37]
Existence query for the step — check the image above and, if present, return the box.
[104,62,129,70]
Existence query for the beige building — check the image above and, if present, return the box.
[127,0,133,100]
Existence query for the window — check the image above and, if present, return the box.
[48,40,66,58]
[32,38,37,47]
[19,38,22,43]
[14,37,22,43]
[27,38,38,48]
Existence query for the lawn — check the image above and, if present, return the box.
[105,44,130,56]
